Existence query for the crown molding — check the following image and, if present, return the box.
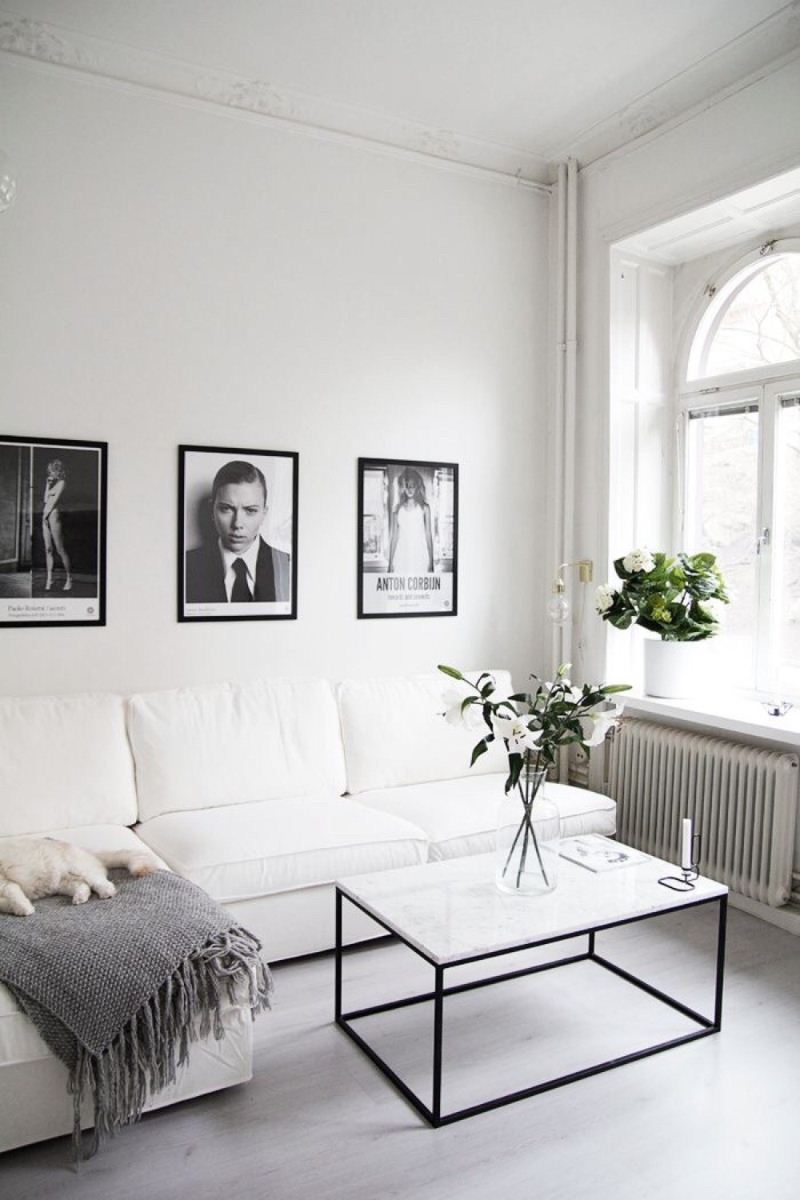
[552,1,800,170]
[0,13,552,191]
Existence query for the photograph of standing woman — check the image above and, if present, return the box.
[0,437,105,625]
[42,459,72,591]
[358,457,458,618]
[32,446,101,601]
[387,468,434,575]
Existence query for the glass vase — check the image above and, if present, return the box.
[495,763,560,896]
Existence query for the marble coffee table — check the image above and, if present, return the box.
[334,849,727,1126]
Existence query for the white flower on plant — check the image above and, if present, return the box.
[491,711,543,754]
[579,703,624,747]
[441,688,485,732]
[595,583,616,614]
[622,548,655,574]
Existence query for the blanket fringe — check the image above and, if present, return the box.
[68,926,273,1161]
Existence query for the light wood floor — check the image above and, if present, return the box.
[2,905,798,1200]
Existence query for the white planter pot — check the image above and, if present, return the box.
[643,640,708,699]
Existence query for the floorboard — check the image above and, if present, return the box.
[1,905,798,1200]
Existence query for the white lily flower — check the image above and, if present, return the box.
[622,548,655,574]
[579,703,624,747]
[441,688,485,732]
[595,583,616,614]
[491,711,542,754]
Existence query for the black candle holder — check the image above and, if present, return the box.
[658,832,701,892]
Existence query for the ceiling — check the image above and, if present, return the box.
[2,0,800,183]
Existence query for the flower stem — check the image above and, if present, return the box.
[502,761,550,888]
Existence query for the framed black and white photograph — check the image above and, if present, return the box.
[358,457,458,618]
[0,436,107,628]
[178,444,298,622]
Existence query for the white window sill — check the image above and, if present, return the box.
[621,692,800,751]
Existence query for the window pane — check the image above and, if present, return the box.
[778,398,800,695]
[691,254,800,378]
[687,407,759,682]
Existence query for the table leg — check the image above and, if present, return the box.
[335,888,343,1023]
[432,965,444,1126]
[713,894,727,1030]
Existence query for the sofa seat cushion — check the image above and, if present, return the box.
[135,798,429,903]
[353,775,616,860]
[0,824,166,864]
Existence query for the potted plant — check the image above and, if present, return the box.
[439,664,628,896]
[595,549,729,698]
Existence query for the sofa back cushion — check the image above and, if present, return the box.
[337,671,513,794]
[0,693,137,836]
[129,679,347,822]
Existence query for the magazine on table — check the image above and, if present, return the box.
[559,835,649,873]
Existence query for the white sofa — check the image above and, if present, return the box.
[0,671,615,1152]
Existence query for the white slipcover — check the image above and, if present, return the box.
[354,775,617,860]
[128,679,347,822]
[135,797,429,902]
[338,671,513,794]
[0,693,136,835]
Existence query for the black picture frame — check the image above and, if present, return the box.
[178,444,299,622]
[357,456,458,619]
[0,435,107,628]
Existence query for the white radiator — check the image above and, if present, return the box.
[606,719,799,907]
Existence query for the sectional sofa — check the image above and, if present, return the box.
[0,671,616,1151]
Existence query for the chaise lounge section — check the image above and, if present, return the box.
[0,670,617,1152]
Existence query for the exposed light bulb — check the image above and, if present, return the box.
[547,591,570,626]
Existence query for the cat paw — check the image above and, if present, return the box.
[16,900,35,916]
[72,884,91,905]
[95,880,116,899]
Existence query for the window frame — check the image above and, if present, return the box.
[677,244,800,696]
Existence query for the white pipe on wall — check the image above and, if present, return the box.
[551,162,568,680]
[562,157,579,677]
[551,158,578,782]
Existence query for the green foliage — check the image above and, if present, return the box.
[439,665,630,798]
[600,551,729,642]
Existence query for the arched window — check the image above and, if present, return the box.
[680,246,800,698]
[687,252,800,380]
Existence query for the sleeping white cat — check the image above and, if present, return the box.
[0,838,159,916]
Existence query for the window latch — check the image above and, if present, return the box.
[756,527,771,554]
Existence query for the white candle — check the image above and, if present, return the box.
[681,818,693,871]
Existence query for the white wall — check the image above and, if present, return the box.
[0,60,549,696]
[571,56,800,686]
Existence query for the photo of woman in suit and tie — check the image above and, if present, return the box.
[179,446,298,621]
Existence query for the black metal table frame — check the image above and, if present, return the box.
[334,887,727,1127]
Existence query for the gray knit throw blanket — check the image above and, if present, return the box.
[0,870,273,1158]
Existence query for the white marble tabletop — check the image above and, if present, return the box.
[337,849,727,965]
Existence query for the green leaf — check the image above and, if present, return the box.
[505,753,524,793]
[470,739,489,767]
